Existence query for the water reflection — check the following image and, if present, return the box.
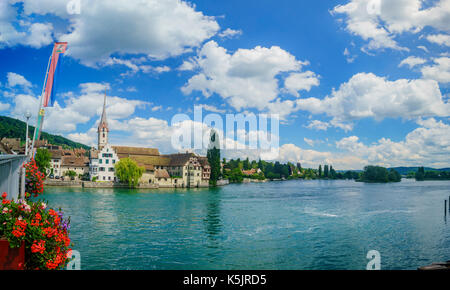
[203,188,223,244]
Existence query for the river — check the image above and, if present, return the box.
[42,179,450,270]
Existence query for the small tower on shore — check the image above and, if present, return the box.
[98,91,109,150]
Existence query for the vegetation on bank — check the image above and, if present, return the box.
[114,158,144,188]
[222,159,408,184]
[0,116,90,150]
[408,167,450,181]
[222,158,363,184]
[358,166,401,183]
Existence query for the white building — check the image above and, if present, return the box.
[97,144,119,182]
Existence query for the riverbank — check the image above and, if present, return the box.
[44,179,208,189]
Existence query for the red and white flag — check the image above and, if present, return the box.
[43,42,67,107]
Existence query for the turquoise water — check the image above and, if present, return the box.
[42,179,450,270]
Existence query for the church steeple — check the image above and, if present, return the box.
[98,90,109,150]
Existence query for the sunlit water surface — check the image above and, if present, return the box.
[42,179,450,270]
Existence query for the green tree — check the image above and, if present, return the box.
[329,165,337,179]
[115,158,144,188]
[324,165,329,178]
[35,148,51,175]
[318,165,322,178]
[64,170,77,180]
[388,169,401,182]
[243,158,250,170]
[207,129,221,186]
[415,167,425,181]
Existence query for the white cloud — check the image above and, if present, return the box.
[182,40,313,118]
[426,34,450,47]
[24,23,53,48]
[0,2,53,49]
[0,102,10,111]
[8,82,148,133]
[284,71,320,97]
[21,0,219,66]
[305,120,330,131]
[297,73,450,128]
[218,28,243,39]
[6,72,32,88]
[398,56,427,68]
[421,57,450,84]
[67,132,96,146]
[335,118,450,168]
[178,59,198,71]
[332,0,450,52]
[199,104,226,114]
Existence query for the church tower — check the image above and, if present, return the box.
[98,91,109,150]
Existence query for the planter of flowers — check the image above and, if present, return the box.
[0,159,72,270]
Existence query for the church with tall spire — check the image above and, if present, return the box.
[87,89,211,187]
[98,91,109,150]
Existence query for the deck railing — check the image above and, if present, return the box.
[0,155,29,200]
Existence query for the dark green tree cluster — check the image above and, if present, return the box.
[207,130,221,186]
[359,166,401,183]
[414,167,450,181]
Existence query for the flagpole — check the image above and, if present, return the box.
[30,50,53,158]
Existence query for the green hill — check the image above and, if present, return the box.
[389,167,450,175]
[0,115,90,150]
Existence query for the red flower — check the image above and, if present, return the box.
[1,192,6,199]
[31,240,46,254]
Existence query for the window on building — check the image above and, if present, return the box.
[106,159,109,164]
[99,159,102,164]
[112,160,115,164]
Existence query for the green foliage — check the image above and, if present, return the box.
[207,130,221,186]
[0,116,90,150]
[359,166,401,183]
[388,168,402,182]
[115,158,144,188]
[35,148,51,175]
[415,166,425,181]
[64,170,77,179]
[225,168,244,183]
[415,166,450,181]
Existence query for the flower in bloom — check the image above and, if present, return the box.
[31,240,46,254]
[1,192,6,199]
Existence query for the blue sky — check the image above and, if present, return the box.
[0,0,449,169]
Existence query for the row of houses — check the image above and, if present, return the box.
[48,93,211,188]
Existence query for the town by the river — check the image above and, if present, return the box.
[42,179,450,270]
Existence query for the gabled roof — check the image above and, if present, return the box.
[61,156,89,167]
[155,169,170,179]
[164,153,195,166]
[112,146,160,158]
[198,157,210,168]
[48,150,62,159]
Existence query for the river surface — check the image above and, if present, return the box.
[42,179,450,270]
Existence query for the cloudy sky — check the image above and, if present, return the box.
[0,0,449,169]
